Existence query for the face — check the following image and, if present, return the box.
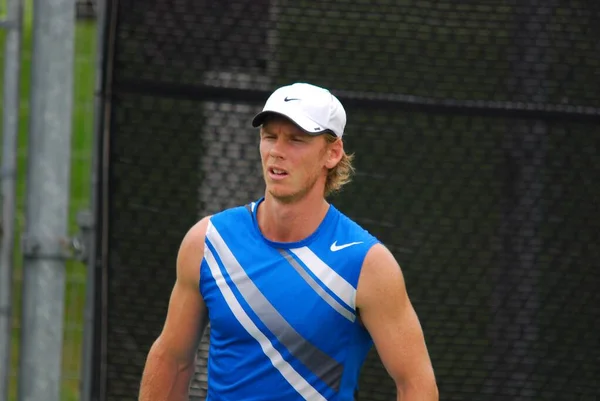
[259,117,342,204]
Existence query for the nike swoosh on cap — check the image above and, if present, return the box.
[330,241,363,252]
[284,96,300,102]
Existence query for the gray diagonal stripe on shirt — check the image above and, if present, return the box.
[279,250,356,323]
[207,224,343,392]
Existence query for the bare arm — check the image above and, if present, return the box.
[139,217,211,401]
[356,244,438,401]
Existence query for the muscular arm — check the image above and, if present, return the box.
[356,244,438,401]
[139,217,211,401]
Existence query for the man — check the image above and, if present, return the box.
[139,82,438,400]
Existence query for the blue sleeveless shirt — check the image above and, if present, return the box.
[200,198,380,400]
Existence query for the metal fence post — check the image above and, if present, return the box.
[17,0,76,400]
[79,0,106,399]
[0,0,23,399]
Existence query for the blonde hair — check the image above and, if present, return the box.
[324,134,355,197]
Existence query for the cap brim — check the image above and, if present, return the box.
[252,110,331,136]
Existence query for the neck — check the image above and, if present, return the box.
[258,190,330,243]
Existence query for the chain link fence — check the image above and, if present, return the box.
[95,1,600,400]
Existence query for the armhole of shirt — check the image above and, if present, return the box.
[198,217,212,297]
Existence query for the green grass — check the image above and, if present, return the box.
[0,1,97,400]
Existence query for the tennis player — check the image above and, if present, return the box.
[139,83,438,400]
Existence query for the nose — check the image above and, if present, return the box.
[268,136,286,159]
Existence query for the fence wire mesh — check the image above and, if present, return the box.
[98,1,600,400]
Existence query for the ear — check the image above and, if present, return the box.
[324,138,344,169]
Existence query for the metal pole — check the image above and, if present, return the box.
[17,0,75,400]
[79,1,107,397]
[0,0,23,399]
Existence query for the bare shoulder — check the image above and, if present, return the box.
[176,215,212,286]
[145,216,213,366]
[355,243,405,308]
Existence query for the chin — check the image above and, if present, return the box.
[267,188,296,203]
[264,176,320,204]
[267,186,306,204]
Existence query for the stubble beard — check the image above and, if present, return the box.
[265,172,321,205]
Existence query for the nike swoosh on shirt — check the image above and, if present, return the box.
[330,241,363,252]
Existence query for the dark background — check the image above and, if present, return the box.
[92,1,600,400]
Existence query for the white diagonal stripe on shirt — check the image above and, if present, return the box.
[279,250,355,323]
[289,247,357,311]
[203,238,327,401]
[207,223,344,391]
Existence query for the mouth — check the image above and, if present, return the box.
[268,167,289,180]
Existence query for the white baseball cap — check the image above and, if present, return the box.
[252,82,347,138]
